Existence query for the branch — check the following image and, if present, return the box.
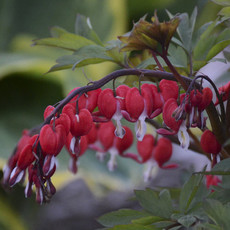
[39,69,194,131]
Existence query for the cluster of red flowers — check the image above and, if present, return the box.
[3,78,228,203]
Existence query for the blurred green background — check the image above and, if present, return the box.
[0,0,222,229]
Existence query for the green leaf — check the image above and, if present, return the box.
[153,221,175,229]
[134,188,173,219]
[210,0,230,6]
[206,40,230,61]
[109,224,157,230]
[212,158,230,172]
[179,174,205,214]
[218,6,230,18]
[193,20,220,60]
[49,45,114,72]
[105,40,125,64]
[168,44,188,68]
[136,57,156,69]
[97,209,150,228]
[208,58,227,64]
[194,36,216,61]
[203,199,230,229]
[177,215,196,228]
[33,32,96,51]
[75,14,103,45]
[50,26,68,38]
[167,8,197,52]
[132,216,164,225]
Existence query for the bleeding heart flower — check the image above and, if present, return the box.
[51,113,71,135]
[137,134,155,163]
[153,138,173,168]
[158,98,189,150]
[97,88,127,138]
[65,133,88,174]
[63,104,93,137]
[123,86,161,141]
[200,130,221,155]
[78,89,102,112]
[159,79,179,102]
[215,81,230,105]
[115,126,133,155]
[43,105,56,120]
[97,122,133,171]
[67,88,101,112]
[3,130,31,184]
[136,135,177,181]
[98,121,116,152]
[9,134,39,187]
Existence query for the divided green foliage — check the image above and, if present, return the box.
[195,159,230,176]
[48,45,114,72]
[97,209,150,227]
[75,14,103,46]
[167,7,230,73]
[203,199,230,229]
[134,188,173,219]
[33,32,96,52]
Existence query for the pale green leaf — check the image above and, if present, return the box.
[97,209,149,227]
[50,26,68,38]
[134,188,173,219]
[179,174,205,214]
[168,45,188,68]
[105,40,125,64]
[33,33,96,51]
[75,14,103,45]
[177,215,196,228]
[218,6,230,18]
[49,45,114,72]
[212,158,230,172]
[206,40,230,61]
[203,199,230,229]
[208,58,227,64]
[210,0,230,6]
[132,216,164,225]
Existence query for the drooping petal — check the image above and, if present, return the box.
[125,87,144,121]
[135,112,147,141]
[177,121,190,150]
[107,147,119,171]
[137,134,154,163]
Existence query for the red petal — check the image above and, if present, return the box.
[200,130,221,155]
[116,85,130,110]
[98,88,117,119]
[159,79,179,102]
[125,87,144,120]
[162,98,182,132]
[137,134,154,162]
[153,138,172,167]
[98,121,115,151]
[115,126,133,154]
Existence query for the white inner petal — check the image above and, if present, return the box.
[135,107,147,141]
[107,147,119,172]
[112,101,125,138]
[178,121,190,150]
[70,137,76,154]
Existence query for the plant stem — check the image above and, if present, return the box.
[41,69,194,129]
[162,54,189,91]
[151,51,164,71]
